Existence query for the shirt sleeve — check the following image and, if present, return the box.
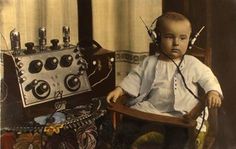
[119,56,149,97]
[193,58,223,97]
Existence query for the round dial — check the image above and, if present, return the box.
[45,57,58,70]
[60,55,73,67]
[64,74,81,91]
[29,60,43,73]
[32,80,50,99]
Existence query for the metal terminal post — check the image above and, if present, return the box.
[63,26,70,47]
[38,27,47,51]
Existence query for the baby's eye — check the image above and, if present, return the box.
[180,37,187,40]
[179,35,188,40]
[164,35,174,39]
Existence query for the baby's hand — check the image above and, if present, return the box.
[106,87,124,103]
[207,90,222,108]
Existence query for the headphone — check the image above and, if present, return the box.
[148,17,161,45]
[143,16,205,50]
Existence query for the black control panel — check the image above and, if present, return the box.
[3,26,91,107]
[8,46,91,107]
[1,26,115,128]
[1,27,91,127]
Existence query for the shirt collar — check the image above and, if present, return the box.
[155,53,185,70]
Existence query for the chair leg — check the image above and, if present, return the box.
[111,112,117,130]
[202,134,215,149]
[111,112,123,130]
[186,128,197,149]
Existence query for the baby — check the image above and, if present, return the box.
[106,12,223,148]
[107,12,222,115]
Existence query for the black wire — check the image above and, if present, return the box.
[40,101,63,148]
[197,106,206,138]
[40,109,57,149]
[155,43,206,138]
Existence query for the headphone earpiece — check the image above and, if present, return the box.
[188,26,205,50]
[149,17,161,45]
[151,30,157,39]
[150,29,161,46]
[148,29,158,43]
[188,37,193,50]
[140,16,161,45]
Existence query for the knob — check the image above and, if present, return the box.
[75,54,82,59]
[45,57,58,70]
[32,79,38,85]
[64,74,81,91]
[78,65,87,75]
[15,57,21,63]
[60,55,73,67]
[92,60,97,65]
[29,60,43,73]
[19,77,27,83]
[24,42,36,54]
[36,83,49,95]
[110,57,115,62]
[68,76,79,88]
[77,58,88,67]
[25,79,38,91]
[73,48,79,53]
[77,58,88,74]
[32,80,50,99]
[50,39,60,50]
[16,62,23,69]
[18,70,24,76]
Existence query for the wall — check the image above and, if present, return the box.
[211,0,236,148]
[164,0,236,148]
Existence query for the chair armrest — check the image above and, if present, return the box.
[107,95,207,128]
[108,102,196,127]
[188,100,206,120]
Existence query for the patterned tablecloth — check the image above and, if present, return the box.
[1,98,106,149]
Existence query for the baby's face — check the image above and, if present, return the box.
[160,20,191,60]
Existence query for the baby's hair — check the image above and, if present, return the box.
[154,12,192,34]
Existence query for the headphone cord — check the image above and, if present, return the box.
[159,50,198,98]
[157,48,206,138]
[40,110,57,148]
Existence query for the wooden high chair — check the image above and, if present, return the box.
[108,45,218,149]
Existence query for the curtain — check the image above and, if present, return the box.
[0,0,78,50]
[0,0,78,79]
[92,0,162,84]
